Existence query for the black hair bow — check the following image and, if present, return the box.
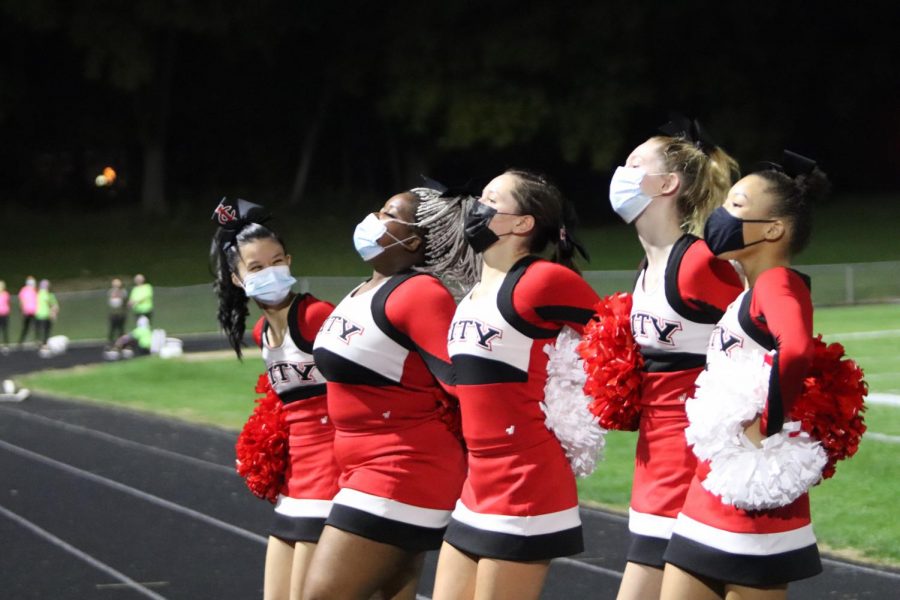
[212,197,270,250]
[559,201,590,262]
[658,114,717,155]
[420,175,482,198]
[756,150,817,179]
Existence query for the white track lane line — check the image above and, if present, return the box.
[0,503,170,600]
[868,393,900,407]
[0,406,235,475]
[865,432,900,444]
[0,438,266,546]
[829,329,900,340]
[555,556,623,579]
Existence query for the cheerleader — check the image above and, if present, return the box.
[304,187,476,600]
[211,198,339,600]
[607,118,744,600]
[432,169,599,600]
[661,153,831,599]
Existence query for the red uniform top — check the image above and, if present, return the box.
[682,267,816,536]
[631,235,745,406]
[731,267,814,434]
[450,257,599,456]
[252,293,335,431]
[313,271,464,510]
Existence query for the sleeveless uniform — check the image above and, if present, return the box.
[444,256,600,561]
[627,235,743,566]
[312,271,465,552]
[665,267,821,585]
[252,293,340,543]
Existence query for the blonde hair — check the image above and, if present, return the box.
[651,136,740,236]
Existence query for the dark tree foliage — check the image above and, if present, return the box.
[1,0,898,219]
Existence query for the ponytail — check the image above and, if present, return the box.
[651,129,740,237]
[504,169,588,274]
[754,152,830,255]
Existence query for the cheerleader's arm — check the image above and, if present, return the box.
[752,269,815,429]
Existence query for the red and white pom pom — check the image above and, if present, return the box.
[790,335,867,480]
[542,326,607,477]
[577,293,643,431]
[235,374,289,503]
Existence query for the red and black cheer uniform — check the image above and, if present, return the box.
[444,256,600,561]
[252,293,340,542]
[627,235,743,566]
[665,267,821,585]
[312,271,466,552]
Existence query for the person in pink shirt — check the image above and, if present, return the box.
[17,276,38,345]
[0,280,10,348]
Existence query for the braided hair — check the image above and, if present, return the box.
[411,187,482,294]
[210,223,287,359]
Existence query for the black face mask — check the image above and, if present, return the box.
[704,206,776,256]
[464,202,501,253]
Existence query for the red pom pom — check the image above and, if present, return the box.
[235,374,289,503]
[577,292,644,431]
[790,335,868,480]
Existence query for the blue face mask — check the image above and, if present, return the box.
[352,213,417,262]
[241,265,296,305]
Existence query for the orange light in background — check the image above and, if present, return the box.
[103,166,117,183]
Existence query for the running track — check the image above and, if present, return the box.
[1,341,898,599]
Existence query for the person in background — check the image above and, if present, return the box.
[35,279,60,348]
[17,276,38,345]
[0,280,10,350]
[128,273,154,325]
[107,278,128,343]
[109,315,153,358]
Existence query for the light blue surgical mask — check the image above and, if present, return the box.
[241,265,296,305]
[353,213,417,261]
[609,166,661,224]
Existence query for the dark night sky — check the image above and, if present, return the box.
[1,1,898,221]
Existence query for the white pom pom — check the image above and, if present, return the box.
[46,335,69,355]
[541,326,607,477]
[685,350,827,509]
[702,421,827,510]
[684,350,771,461]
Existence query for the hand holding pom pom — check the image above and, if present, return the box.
[577,293,644,431]
[791,336,867,480]
[235,374,289,503]
[542,326,607,477]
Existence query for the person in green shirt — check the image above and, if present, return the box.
[128,273,154,325]
[108,315,152,359]
[35,279,59,346]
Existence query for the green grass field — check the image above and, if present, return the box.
[17,302,900,565]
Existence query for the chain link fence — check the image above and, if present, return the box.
[4,262,897,343]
